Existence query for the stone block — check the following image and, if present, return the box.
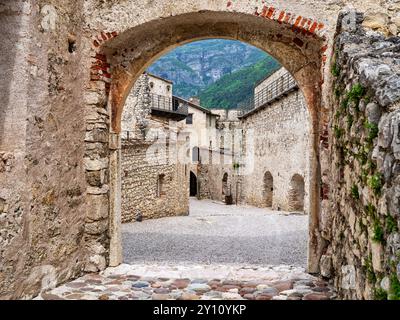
[365,102,381,125]
[320,255,332,278]
[362,12,389,33]
[341,265,356,290]
[87,185,109,195]
[378,113,392,148]
[85,129,108,143]
[84,157,108,171]
[86,194,108,221]
[371,241,383,272]
[86,170,106,187]
[84,219,108,235]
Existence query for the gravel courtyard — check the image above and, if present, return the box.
[122,198,308,267]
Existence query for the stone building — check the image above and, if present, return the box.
[192,68,310,212]
[239,68,310,213]
[177,97,220,198]
[120,73,189,222]
[196,108,242,202]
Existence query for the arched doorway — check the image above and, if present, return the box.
[263,171,273,208]
[222,172,229,197]
[288,174,305,212]
[92,5,326,273]
[190,171,197,197]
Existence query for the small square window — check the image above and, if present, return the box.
[186,114,193,125]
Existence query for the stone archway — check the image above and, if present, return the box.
[86,3,328,274]
[263,171,274,208]
[288,174,305,212]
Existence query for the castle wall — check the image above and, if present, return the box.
[240,83,311,213]
[322,13,400,299]
[121,139,189,222]
[120,75,189,222]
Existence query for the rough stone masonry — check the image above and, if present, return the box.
[0,0,400,300]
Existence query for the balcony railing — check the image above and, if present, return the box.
[150,94,188,116]
[238,72,298,117]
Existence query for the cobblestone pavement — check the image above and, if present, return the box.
[122,198,308,267]
[35,264,335,300]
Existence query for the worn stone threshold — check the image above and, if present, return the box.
[34,263,336,300]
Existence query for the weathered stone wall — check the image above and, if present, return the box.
[121,139,189,222]
[322,11,400,299]
[197,154,242,203]
[148,73,173,98]
[196,90,310,212]
[0,0,95,299]
[120,74,189,222]
[195,109,242,203]
[240,89,311,212]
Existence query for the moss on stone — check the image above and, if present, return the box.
[334,87,341,98]
[368,173,383,197]
[356,148,368,166]
[331,63,340,77]
[334,125,344,139]
[365,255,376,284]
[341,96,349,112]
[347,84,365,105]
[351,184,359,199]
[364,203,377,218]
[374,287,388,300]
[386,215,398,234]
[389,274,400,300]
[346,114,353,130]
[372,219,385,244]
[364,120,379,144]
[366,159,376,172]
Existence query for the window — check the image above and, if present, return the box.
[186,113,193,125]
[166,85,171,92]
[156,174,166,197]
[150,82,154,89]
[220,135,225,150]
[192,147,200,162]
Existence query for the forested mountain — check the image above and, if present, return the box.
[147,39,280,109]
[198,57,280,109]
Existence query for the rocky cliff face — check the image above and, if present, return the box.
[147,39,267,98]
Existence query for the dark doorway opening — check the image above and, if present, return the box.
[263,171,273,207]
[190,171,197,197]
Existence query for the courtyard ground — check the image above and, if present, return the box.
[122,198,309,266]
[35,199,335,300]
